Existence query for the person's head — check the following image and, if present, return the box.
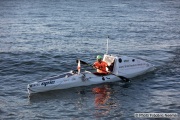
[96,55,102,62]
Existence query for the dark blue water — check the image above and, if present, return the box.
[0,0,179,119]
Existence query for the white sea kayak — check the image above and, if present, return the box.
[27,54,155,94]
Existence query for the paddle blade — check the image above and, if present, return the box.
[119,76,130,82]
[80,60,88,65]
[76,60,89,65]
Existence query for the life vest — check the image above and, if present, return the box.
[93,61,108,74]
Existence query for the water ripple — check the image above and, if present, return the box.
[0,0,180,119]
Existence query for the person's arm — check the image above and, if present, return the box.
[93,62,98,69]
[104,62,110,72]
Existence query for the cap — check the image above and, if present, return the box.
[96,55,102,60]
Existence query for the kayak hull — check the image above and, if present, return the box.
[27,71,120,94]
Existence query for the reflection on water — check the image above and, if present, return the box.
[92,85,117,117]
[93,85,111,106]
[27,86,118,119]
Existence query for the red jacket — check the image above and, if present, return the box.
[93,61,108,74]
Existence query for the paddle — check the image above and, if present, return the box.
[76,60,130,82]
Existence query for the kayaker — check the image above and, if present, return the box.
[93,55,109,75]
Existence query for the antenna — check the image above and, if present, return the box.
[106,36,109,55]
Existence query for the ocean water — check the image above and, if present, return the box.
[0,0,179,119]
